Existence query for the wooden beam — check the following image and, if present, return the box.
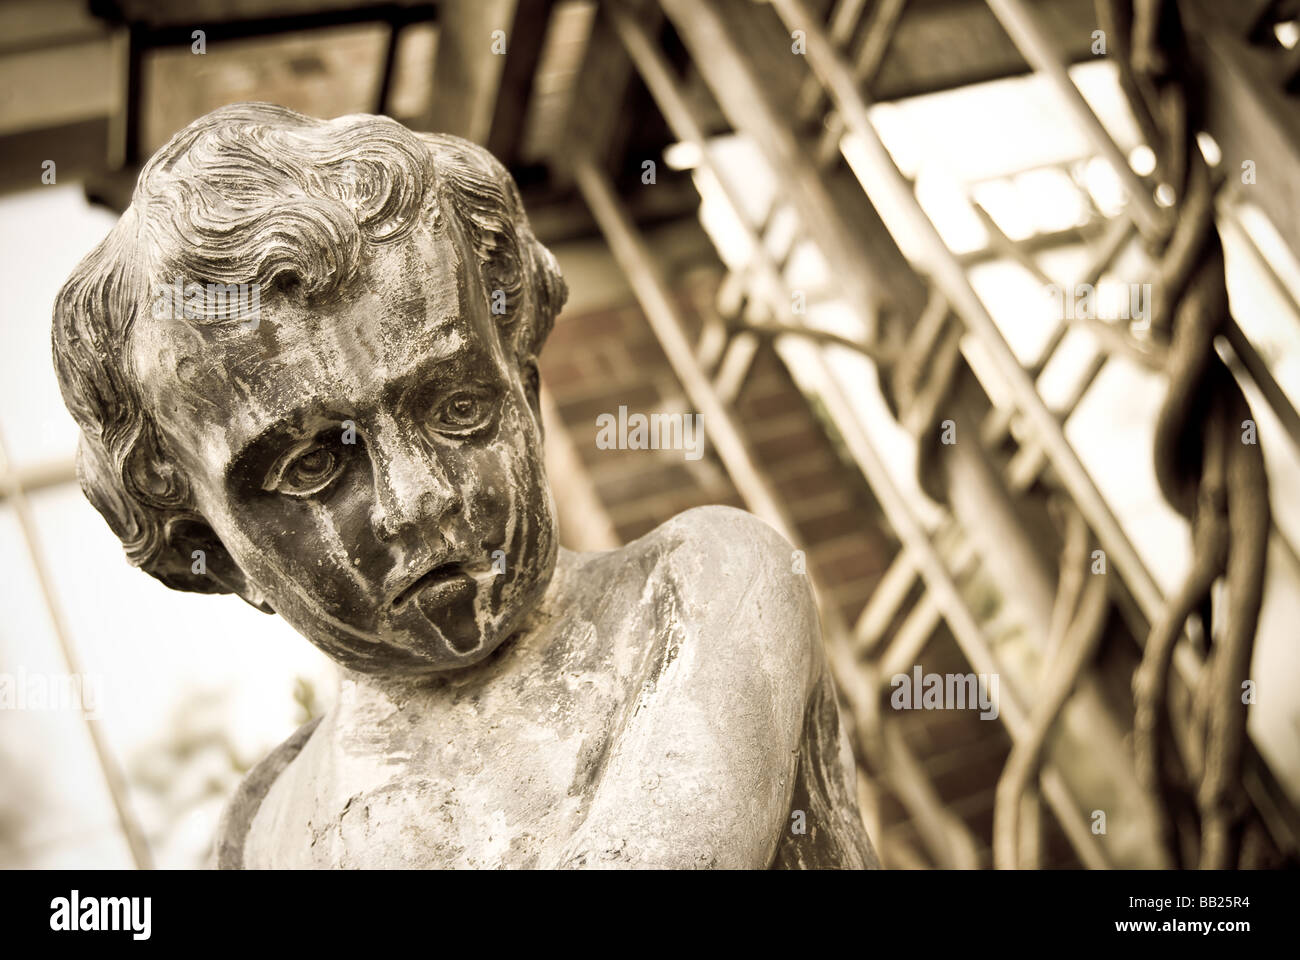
[424,0,517,143]
[1186,0,1300,262]
[658,0,912,339]
[0,117,109,194]
[554,4,640,189]
[0,0,108,56]
[872,0,1099,101]
[486,0,553,166]
[539,384,621,551]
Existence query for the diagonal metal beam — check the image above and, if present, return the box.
[0,432,153,869]
[655,0,902,340]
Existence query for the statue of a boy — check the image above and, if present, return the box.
[52,103,877,869]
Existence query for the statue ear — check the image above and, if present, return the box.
[522,355,543,432]
[160,517,275,614]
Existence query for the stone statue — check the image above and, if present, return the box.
[51,103,878,869]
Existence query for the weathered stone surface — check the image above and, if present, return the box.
[51,103,878,869]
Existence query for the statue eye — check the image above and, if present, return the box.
[268,441,344,497]
[429,388,496,437]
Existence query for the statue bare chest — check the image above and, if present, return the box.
[247,651,634,868]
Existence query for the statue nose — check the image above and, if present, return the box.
[373,484,461,541]
[370,428,462,542]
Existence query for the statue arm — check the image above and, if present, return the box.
[551,506,819,868]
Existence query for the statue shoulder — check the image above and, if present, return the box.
[213,715,323,869]
[629,505,821,694]
[642,505,815,611]
[638,504,803,569]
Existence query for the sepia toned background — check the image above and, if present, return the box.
[1,0,1299,869]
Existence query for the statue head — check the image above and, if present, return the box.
[51,103,568,676]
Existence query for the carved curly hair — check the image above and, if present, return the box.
[51,103,567,594]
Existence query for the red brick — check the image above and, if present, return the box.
[752,427,826,463]
[738,386,807,421]
[557,382,662,428]
[596,463,697,507]
[556,308,627,340]
[797,505,874,543]
[741,410,817,444]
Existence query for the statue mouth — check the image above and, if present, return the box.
[396,562,485,655]
[390,559,498,655]
[391,561,471,610]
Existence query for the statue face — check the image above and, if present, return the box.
[132,216,557,675]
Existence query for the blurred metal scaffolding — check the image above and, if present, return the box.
[554,0,1300,868]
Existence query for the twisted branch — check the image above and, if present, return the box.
[994,506,1109,868]
[1119,0,1273,868]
